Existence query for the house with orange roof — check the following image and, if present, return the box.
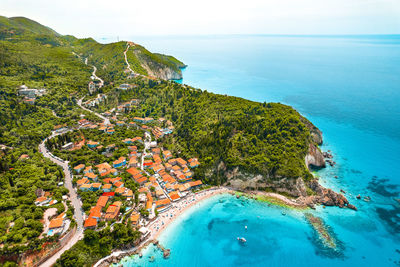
[87,140,99,148]
[136,176,148,185]
[127,167,141,176]
[189,180,203,188]
[172,165,181,172]
[153,164,165,173]
[110,177,122,184]
[122,138,133,144]
[128,145,137,151]
[91,183,102,191]
[169,191,180,201]
[35,196,50,206]
[155,198,171,209]
[151,147,161,154]
[164,163,172,171]
[96,162,112,172]
[143,160,153,169]
[123,189,134,198]
[113,157,126,168]
[188,158,200,168]
[79,184,92,192]
[76,178,89,186]
[115,187,126,195]
[168,158,177,166]
[130,212,140,227]
[84,172,98,181]
[97,196,109,208]
[89,206,102,220]
[185,172,193,179]
[128,157,139,168]
[105,201,122,221]
[153,154,162,164]
[162,150,172,161]
[84,217,97,229]
[114,180,125,188]
[49,217,64,232]
[83,166,93,174]
[149,176,156,183]
[102,183,112,192]
[146,193,153,211]
[138,186,148,192]
[176,158,187,167]
[116,121,125,126]
[73,164,85,173]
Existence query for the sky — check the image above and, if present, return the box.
[2,0,400,38]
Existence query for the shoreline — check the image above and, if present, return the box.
[99,187,324,266]
[149,187,232,240]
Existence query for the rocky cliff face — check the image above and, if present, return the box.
[141,61,183,80]
[305,143,326,169]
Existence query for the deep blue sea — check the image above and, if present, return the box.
[100,35,400,266]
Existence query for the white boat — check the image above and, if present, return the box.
[237,237,247,243]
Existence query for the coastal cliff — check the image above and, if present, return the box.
[220,126,356,210]
[130,45,186,80]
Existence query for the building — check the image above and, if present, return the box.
[118,84,133,90]
[84,217,98,229]
[87,140,99,148]
[113,157,126,168]
[97,196,109,208]
[105,201,122,221]
[130,212,140,227]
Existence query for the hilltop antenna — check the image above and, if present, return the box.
[117,36,119,42]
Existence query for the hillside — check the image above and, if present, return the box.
[0,15,352,266]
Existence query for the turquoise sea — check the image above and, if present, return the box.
[100,35,400,266]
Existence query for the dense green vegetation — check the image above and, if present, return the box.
[55,226,141,267]
[98,79,316,184]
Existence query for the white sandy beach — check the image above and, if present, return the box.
[148,187,231,240]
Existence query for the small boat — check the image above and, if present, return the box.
[356,194,361,199]
[237,237,247,243]
[149,256,155,262]
[281,211,286,216]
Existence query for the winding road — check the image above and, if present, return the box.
[39,131,84,267]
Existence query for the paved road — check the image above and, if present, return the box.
[91,65,104,88]
[77,97,110,125]
[39,132,84,267]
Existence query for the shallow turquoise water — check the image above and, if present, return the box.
[102,35,400,266]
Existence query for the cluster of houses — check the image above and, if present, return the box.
[74,142,202,230]
[18,85,46,105]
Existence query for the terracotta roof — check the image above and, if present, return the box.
[155,198,171,207]
[102,184,112,189]
[130,212,140,224]
[169,191,180,201]
[89,206,102,218]
[189,180,203,187]
[115,187,126,194]
[97,196,109,207]
[74,164,85,170]
[85,172,97,179]
[35,196,47,203]
[102,192,115,197]
[84,217,97,228]
[49,218,64,229]
[127,167,141,176]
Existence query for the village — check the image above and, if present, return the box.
[40,90,204,242]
